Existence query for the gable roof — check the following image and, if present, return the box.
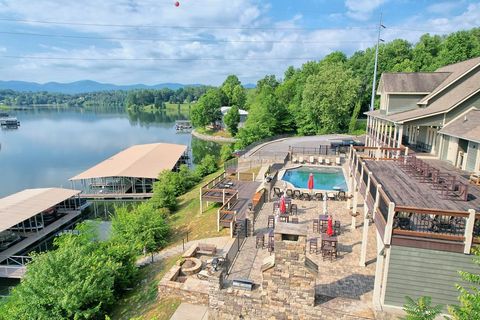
[418,56,480,105]
[378,72,449,93]
[0,188,81,232]
[439,108,480,143]
[70,143,187,180]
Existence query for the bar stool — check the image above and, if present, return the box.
[312,219,319,233]
[309,238,318,254]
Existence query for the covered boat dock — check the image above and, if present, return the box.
[70,142,189,200]
[0,188,86,278]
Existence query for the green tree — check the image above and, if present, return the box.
[224,105,240,136]
[402,296,443,320]
[298,62,361,135]
[195,154,218,177]
[412,34,442,71]
[220,143,234,162]
[0,224,135,320]
[112,202,170,258]
[231,85,246,109]
[348,100,362,134]
[449,248,480,319]
[437,30,480,68]
[221,75,242,105]
[190,88,223,127]
[151,170,178,211]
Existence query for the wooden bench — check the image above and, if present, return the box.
[197,243,217,256]
[182,244,198,258]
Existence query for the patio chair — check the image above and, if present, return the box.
[293,190,301,199]
[312,219,320,233]
[314,192,323,201]
[309,156,315,164]
[291,217,299,224]
[393,212,412,230]
[267,215,275,229]
[443,181,469,201]
[322,242,337,261]
[273,187,282,198]
[469,173,480,185]
[256,233,265,249]
[301,192,311,201]
[309,238,318,254]
[335,157,341,166]
[299,156,304,164]
[337,191,346,201]
[325,158,331,165]
[279,215,289,223]
[334,220,341,236]
[286,189,293,197]
[289,203,298,216]
[292,156,298,164]
[318,157,324,165]
[431,215,454,234]
[273,202,279,213]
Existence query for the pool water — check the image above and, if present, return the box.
[281,166,347,190]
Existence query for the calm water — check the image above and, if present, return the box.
[0,107,222,197]
[282,166,347,190]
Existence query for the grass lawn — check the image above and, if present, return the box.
[109,254,182,320]
[109,170,228,320]
[196,127,233,139]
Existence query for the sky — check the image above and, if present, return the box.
[0,0,478,85]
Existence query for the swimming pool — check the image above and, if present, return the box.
[281,166,347,191]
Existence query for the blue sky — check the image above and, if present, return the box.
[0,0,478,85]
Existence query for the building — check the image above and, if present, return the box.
[365,57,480,172]
[70,142,189,200]
[350,57,480,314]
[0,188,87,278]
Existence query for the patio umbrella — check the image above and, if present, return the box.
[279,195,287,214]
[327,215,334,236]
[323,193,328,215]
[308,173,314,191]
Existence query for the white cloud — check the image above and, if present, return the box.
[345,0,386,21]
[427,1,462,15]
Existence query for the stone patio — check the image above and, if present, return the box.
[227,188,378,318]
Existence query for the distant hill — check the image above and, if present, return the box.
[0,80,203,94]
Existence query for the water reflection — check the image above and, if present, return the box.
[0,107,221,197]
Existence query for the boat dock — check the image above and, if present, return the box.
[0,188,88,279]
[0,114,20,128]
[175,120,192,132]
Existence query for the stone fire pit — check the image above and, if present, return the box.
[181,257,202,276]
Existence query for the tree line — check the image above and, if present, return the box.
[0,86,212,109]
[190,28,480,149]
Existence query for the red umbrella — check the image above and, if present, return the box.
[279,195,286,214]
[327,216,334,236]
[308,173,314,190]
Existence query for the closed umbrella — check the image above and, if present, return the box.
[280,195,287,214]
[323,193,328,215]
[308,173,314,191]
[327,216,334,236]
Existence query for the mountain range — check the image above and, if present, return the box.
[0,80,256,94]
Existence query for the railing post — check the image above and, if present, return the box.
[384,202,396,245]
[217,209,220,232]
[199,187,203,214]
[464,209,476,254]
[373,184,382,220]
[376,147,381,160]
[366,172,372,199]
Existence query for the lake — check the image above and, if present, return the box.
[0,107,223,197]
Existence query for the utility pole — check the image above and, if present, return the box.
[370,13,386,111]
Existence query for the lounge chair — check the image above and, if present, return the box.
[293,190,301,199]
[299,156,304,164]
[292,156,298,164]
[273,187,282,198]
[469,173,480,185]
[325,158,331,165]
[309,156,315,164]
[335,157,341,166]
[318,157,324,165]
[286,189,293,197]
[314,192,323,201]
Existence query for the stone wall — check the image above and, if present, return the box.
[158,265,209,306]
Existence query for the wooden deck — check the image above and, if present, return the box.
[80,193,153,200]
[364,160,480,212]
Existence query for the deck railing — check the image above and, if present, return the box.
[349,146,476,254]
[217,191,239,231]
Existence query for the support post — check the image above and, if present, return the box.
[359,202,370,266]
[351,178,359,230]
[373,184,382,220]
[199,187,203,214]
[384,202,396,245]
[373,232,385,311]
[464,209,476,254]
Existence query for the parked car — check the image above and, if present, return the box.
[330,139,364,148]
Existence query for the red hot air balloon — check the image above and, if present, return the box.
[174,1,180,7]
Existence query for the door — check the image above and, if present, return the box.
[466,142,479,172]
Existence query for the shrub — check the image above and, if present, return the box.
[195,154,218,177]
[402,296,443,320]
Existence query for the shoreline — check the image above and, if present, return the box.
[191,128,236,143]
